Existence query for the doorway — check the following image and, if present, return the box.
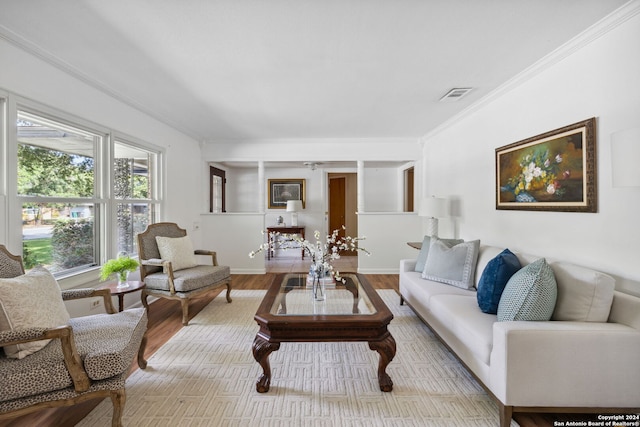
[328,173,358,256]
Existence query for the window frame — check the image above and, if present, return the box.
[209,166,226,213]
[111,135,163,257]
[1,94,163,288]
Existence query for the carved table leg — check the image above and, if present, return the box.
[368,334,396,392]
[252,335,280,393]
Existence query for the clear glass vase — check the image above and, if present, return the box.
[312,263,326,301]
[117,271,130,288]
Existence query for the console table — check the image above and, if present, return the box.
[266,226,305,260]
[407,241,422,250]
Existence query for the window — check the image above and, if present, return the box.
[404,167,414,212]
[17,110,100,274]
[113,140,159,256]
[11,105,162,279]
[209,166,226,213]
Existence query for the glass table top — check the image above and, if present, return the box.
[270,273,376,316]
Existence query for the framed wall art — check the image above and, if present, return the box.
[495,117,597,212]
[268,178,306,209]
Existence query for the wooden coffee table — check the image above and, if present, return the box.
[252,272,396,393]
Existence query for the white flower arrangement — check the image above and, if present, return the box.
[249,226,370,282]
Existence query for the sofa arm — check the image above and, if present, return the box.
[399,259,417,273]
[489,321,640,408]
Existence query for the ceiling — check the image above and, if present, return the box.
[0,0,628,142]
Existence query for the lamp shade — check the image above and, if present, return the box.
[611,128,640,188]
[286,200,303,212]
[418,197,448,218]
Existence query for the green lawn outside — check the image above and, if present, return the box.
[23,238,52,267]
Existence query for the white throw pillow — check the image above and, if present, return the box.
[0,266,71,359]
[155,235,197,271]
[550,262,615,322]
[422,239,480,290]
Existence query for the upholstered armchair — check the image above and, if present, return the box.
[137,222,232,326]
[0,244,148,427]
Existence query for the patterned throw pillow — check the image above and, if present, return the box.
[0,266,71,359]
[156,235,198,271]
[414,236,463,272]
[421,238,480,290]
[497,258,557,321]
[477,249,521,314]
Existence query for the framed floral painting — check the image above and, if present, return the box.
[496,118,597,212]
[268,178,306,209]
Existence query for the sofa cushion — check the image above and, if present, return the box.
[498,258,557,321]
[429,295,495,365]
[422,239,480,290]
[414,236,463,272]
[0,267,71,359]
[477,249,521,314]
[156,235,197,271]
[550,262,615,322]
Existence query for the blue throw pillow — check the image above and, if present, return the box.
[497,258,558,321]
[476,249,521,314]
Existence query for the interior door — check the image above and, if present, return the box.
[329,176,346,238]
[329,174,359,256]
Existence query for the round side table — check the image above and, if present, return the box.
[99,281,146,312]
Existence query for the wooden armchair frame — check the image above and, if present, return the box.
[137,222,232,325]
[0,245,148,427]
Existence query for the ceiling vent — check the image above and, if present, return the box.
[439,87,473,102]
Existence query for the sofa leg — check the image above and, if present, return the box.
[181,299,190,326]
[499,403,513,427]
[110,388,126,427]
[400,295,405,305]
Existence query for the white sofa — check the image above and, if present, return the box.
[399,244,640,427]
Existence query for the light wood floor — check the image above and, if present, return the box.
[1,265,579,426]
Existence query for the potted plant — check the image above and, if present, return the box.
[100,253,140,288]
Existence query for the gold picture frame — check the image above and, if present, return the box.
[496,118,597,212]
[268,179,306,209]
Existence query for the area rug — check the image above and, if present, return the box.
[78,290,518,426]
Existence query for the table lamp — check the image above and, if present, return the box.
[419,196,448,238]
[286,200,303,226]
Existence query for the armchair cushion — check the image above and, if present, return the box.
[0,267,70,359]
[0,307,147,401]
[144,265,231,293]
[155,235,197,271]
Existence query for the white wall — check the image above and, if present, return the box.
[201,213,266,274]
[357,212,423,273]
[362,167,401,212]
[422,7,640,293]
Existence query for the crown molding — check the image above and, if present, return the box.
[420,0,640,145]
[203,137,422,145]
